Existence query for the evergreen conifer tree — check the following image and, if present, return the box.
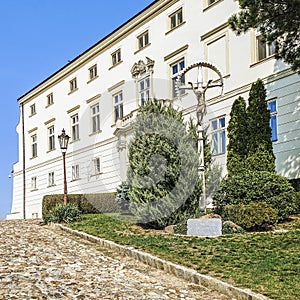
[127,100,200,229]
[226,96,248,176]
[246,79,276,172]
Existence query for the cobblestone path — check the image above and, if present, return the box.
[0,220,231,299]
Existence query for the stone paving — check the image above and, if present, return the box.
[0,220,231,299]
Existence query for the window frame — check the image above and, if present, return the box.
[69,77,78,93]
[30,104,36,116]
[91,103,100,134]
[48,171,55,187]
[48,125,55,151]
[170,58,185,98]
[211,116,226,155]
[268,99,278,142]
[169,8,183,30]
[72,164,80,181]
[93,157,102,175]
[111,49,122,66]
[46,93,54,106]
[138,76,151,106]
[203,0,223,10]
[71,114,80,141]
[137,31,149,50]
[31,176,37,191]
[88,64,98,81]
[256,34,276,62]
[31,134,38,158]
[113,91,124,123]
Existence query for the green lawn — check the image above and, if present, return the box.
[70,214,300,300]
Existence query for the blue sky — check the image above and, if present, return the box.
[0,0,154,219]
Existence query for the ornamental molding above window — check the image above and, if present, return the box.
[131,57,155,78]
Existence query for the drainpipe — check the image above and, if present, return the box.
[21,102,26,219]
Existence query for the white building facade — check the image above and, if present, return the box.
[8,0,300,219]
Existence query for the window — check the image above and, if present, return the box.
[94,157,101,174]
[211,117,226,155]
[31,177,37,190]
[170,8,183,29]
[72,164,80,180]
[48,126,55,151]
[30,104,36,116]
[268,100,278,141]
[139,77,150,106]
[88,65,97,81]
[111,49,121,66]
[113,92,123,122]
[137,31,149,50]
[47,93,53,106]
[91,104,100,133]
[71,114,79,141]
[171,59,185,97]
[69,78,77,92]
[31,134,37,158]
[48,172,55,186]
[256,35,276,61]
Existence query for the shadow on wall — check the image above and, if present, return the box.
[278,152,300,179]
[266,60,300,180]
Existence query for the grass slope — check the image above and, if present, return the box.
[70,214,300,300]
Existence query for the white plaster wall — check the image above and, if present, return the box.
[9,0,300,219]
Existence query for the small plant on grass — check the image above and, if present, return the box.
[47,204,82,224]
[115,181,131,212]
[224,202,278,231]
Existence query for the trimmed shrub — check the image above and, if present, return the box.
[84,193,119,213]
[47,204,82,224]
[226,96,248,176]
[247,79,276,173]
[224,202,278,231]
[43,194,97,222]
[42,193,118,222]
[213,170,297,221]
[115,182,130,212]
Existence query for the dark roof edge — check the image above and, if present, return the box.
[18,0,159,102]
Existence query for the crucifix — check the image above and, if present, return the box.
[176,62,223,212]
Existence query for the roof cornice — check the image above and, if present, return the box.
[18,0,179,104]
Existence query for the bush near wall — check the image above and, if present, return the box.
[290,178,300,192]
[224,202,278,231]
[295,191,300,214]
[42,193,118,221]
[213,171,297,221]
[47,204,82,224]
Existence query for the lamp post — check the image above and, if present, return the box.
[58,129,70,205]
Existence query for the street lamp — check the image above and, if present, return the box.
[58,129,70,205]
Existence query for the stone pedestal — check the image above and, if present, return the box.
[187,218,222,237]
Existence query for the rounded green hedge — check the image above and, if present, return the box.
[213,171,297,221]
[224,202,278,231]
